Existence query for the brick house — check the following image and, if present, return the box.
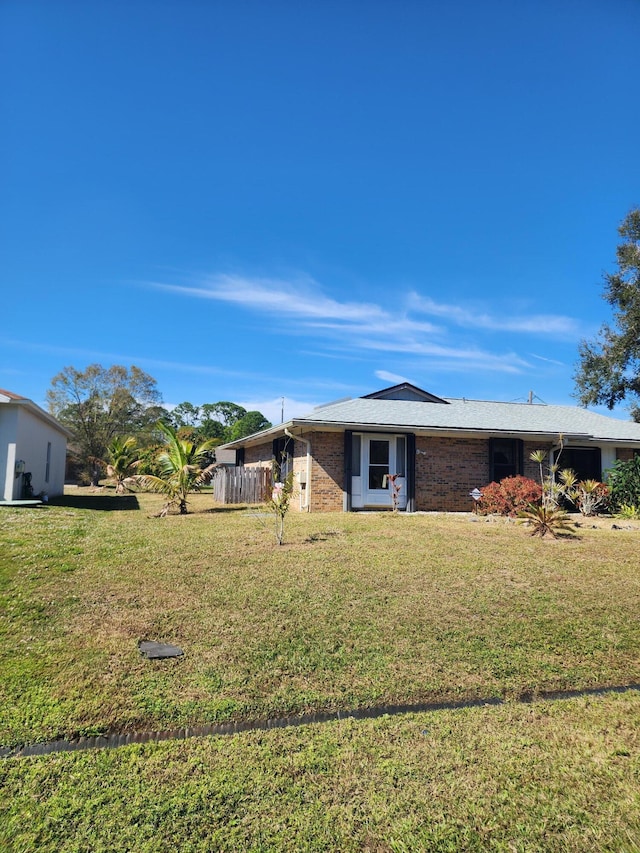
[218,383,640,513]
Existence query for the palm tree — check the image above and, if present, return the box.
[105,436,139,494]
[135,421,217,514]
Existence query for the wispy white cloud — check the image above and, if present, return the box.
[529,352,567,367]
[151,275,392,325]
[375,370,409,384]
[144,273,554,377]
[358,338,528,373]
[407,293,581,337]
[148,276,442,336]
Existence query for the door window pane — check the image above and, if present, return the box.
[369,440,389,465]
[369,465,389,490]
[369,439,389,490]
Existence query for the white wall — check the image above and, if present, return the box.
[15,407,67,498]
[0,406,68,500]
[0,407,19,500]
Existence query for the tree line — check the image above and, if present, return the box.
[46,364,271,485]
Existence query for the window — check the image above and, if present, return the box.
[368,439,389,489]
[489,438,523,482]
[272,436,295,479]
[45,442,51,483]
[396,436,406,477]
[351,434,361,476]
[558,447,601,482]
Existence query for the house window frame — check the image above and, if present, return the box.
[489,438,524,482]
[272,436,295,480]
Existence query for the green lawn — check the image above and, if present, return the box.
[2,489,640,850]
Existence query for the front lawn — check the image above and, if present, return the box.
[1,489,639,748]
[3,489,640,849]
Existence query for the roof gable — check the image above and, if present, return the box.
[362,383,448,404]
[0,389,73,438]
[0,389,26,402]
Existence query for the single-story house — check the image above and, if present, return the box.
[0,389,72,502]
[217,382,640,512]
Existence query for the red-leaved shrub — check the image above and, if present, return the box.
[477,476,542,516]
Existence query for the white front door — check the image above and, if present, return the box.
[351,434,406,509]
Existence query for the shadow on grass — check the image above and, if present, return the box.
[49,493,140,512]
[5,681,640,759]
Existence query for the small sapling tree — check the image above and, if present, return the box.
[269,470,295,545]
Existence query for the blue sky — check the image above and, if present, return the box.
[2,0,639,424]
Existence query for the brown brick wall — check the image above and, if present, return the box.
[309,432,344,512]
[243,432,551,513]
[415,437,547,512]
[616,448,636,463]
[415,436,485,511]
[242,439,307,509]
[244,442,273,468]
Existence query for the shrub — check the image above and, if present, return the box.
[617,503,640,520]
[477,476,542,517]
[566,479,609,517]
[606,456,640,512]
[518,504,575,538]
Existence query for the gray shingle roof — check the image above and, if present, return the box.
[296,397,640,443]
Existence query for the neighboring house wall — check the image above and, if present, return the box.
[0,401,68,501]
[15,407,67,499]
[0,406,19,501]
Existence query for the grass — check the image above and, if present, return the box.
[2,488,640,849]
[2,694,640,851]
[1,489,640,746]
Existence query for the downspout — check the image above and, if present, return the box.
[284,428,311,512]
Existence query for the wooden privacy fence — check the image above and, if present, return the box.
[213,466,271,505]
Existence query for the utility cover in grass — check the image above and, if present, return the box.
[138,640,184,659]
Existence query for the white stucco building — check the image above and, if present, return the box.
[0,389,72,502]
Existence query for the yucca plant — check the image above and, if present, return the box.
[573,478,609,517]
[529,448,564,509]
[105,436,139,493]
[518,503,575,538]
[134,421,218,515]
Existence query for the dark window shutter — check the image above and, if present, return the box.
[344,431,353,512]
